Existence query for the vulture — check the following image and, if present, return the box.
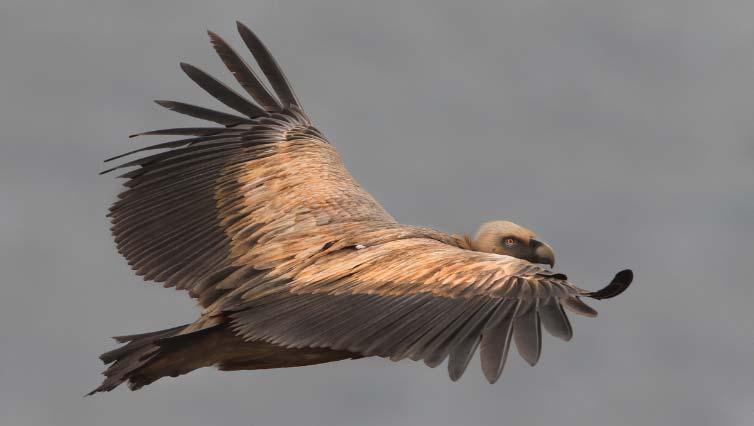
[90,22,633,394]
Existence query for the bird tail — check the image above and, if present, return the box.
[88,323,192,394]
[88,323,360,395]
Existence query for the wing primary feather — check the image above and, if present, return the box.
[422,299,487,368]
[448,334,481,381]
[563,297,598,317]
[128,127,236,138]
[179,62,268,118]
[236,21,302,109]
[113,146,236,179]
[447,299,499,381]
[153,100,252,125]
[386,299,457,361]
[390,299,466,362]
[207,31,282,111]
[480,300,519,384]
[103,135,233,163]
[513,299,542,366]
[539,297,573,341]
[115,150,233,180]
[100,142,241,175]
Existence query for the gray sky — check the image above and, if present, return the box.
[1,1,753,425]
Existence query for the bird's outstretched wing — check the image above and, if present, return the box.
[214,231,632,382]
[105,22,396,306]
[105,22,632,382]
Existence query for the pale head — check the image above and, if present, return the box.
[472,220,555,267]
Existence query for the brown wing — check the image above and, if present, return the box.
[105,22,394,306]
[211,233,631,383]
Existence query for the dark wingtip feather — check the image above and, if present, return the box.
[104,134,229,164]
[206,29,282,111]
[179,62,268,118]
[85,386,106,397]
[586,269,633,300]
[236,21,302,110]
[127,127,231,138]
[153,99,251,126]
[179,61,193,73]
[235,20,248,36]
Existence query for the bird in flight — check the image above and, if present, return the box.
[90,22,632,394]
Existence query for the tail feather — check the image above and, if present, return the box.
[89,324,190,395]
[99,324,187,364]
[89,324,360,395]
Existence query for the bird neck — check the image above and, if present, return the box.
[452,234,476,251]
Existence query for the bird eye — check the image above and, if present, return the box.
[502,238,517,247]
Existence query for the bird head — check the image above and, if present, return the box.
[471,220,555,267]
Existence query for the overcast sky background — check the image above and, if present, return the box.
[1,1,753,425]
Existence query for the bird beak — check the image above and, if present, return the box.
[530,239,555,268]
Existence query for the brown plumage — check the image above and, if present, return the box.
[90,22,633,394]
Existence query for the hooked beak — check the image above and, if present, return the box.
[530,239,555,268]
